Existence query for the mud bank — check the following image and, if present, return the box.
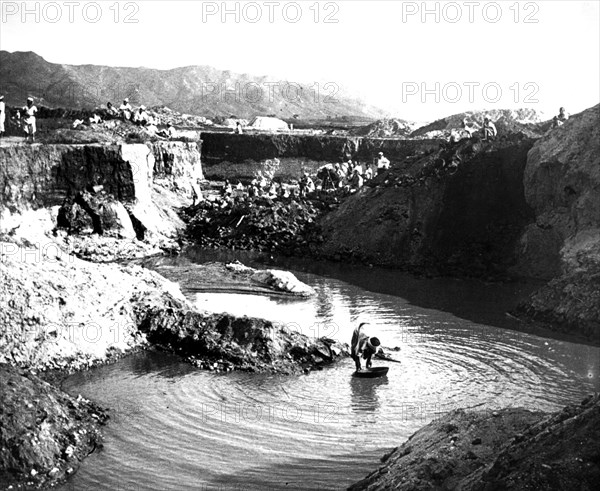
[350,394,600,490]
[200,132,439,181]
[135,302,346,374]
[0,240,337,373]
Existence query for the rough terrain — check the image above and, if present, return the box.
[0,365,109,490]
[349,394,600,491]
[514,104,600,342]
[1,102,599,491]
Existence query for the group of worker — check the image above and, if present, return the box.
[321,152,391,193]
[461,116,497,141]
[218,151,391,201]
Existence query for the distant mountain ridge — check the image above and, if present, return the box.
[0,51,385,120]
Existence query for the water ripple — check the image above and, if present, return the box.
[57,263,600,491]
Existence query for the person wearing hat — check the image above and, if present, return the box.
[0,95,5,137]
[376,152,390,175]
[351,322,381,371]
[22,97,38,143]
[133,105,150,125]
[119,98,133,120]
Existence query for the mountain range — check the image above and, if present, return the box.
[0,51,385,120]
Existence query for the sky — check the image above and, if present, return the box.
[1,0,599,121]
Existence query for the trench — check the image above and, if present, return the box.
[56,250,600,491]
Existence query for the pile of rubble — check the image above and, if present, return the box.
[183,194,337,255]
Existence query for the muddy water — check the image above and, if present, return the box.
[58,251,599,491]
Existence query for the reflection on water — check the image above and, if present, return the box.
[57,250,600,491]
[349,377,388,415]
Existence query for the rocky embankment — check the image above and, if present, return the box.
[0,365,108,490]
[513,104,600,342]
[349,394,600,490]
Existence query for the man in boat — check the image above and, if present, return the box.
[351,322,381,371]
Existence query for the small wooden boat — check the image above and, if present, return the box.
[353,366,389,378]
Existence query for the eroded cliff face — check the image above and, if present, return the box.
[517,104,600,279]
[0,141,203,240]
[318,137,535,277]
[515,104,600,341]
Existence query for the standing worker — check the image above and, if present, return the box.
[22,97,38,143]
[482,117,497,141]
[351,322,381,371]
[0,95,5,137]
[376,152,390,175]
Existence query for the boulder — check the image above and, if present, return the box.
[57,191,136,239]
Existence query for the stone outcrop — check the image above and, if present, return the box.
[349,394,600,491]
[57,190,136,239]
[514,104,600,341]
[0,365,108,490]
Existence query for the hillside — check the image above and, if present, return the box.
[0,51,385,120]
